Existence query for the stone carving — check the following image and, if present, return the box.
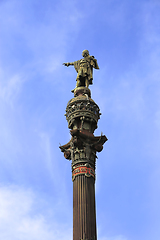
[59,129,107,181]
[65,97,101,130]
[65,88,101,132]
[63,50,99,89]
[60,86,107,181]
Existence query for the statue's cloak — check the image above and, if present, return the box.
[73,56,99,84]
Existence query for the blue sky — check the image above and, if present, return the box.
[0,0,160,240]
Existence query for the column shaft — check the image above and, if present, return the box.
[73,175,97,240]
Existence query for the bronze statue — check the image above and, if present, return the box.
[63,50,99,88]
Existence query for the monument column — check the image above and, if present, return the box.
[60,51,107,240]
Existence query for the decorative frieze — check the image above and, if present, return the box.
[72,165,95,181]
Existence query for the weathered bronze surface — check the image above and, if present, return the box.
[60,52,107,240]
[65,89,101,130]
[63,50,99,89]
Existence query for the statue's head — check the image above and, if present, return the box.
[82,50,89,57]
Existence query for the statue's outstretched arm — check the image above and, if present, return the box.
[63,62,74,67]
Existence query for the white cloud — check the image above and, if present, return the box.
[0,185,72,240]
[38,131,55,179]
[0,71,25,107]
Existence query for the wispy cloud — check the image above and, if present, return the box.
[1,1,160,239]
[0,72,25,107]
[0,184,72,240]
[0,0,84,87]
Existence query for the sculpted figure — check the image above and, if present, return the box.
[63,50,99,88]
